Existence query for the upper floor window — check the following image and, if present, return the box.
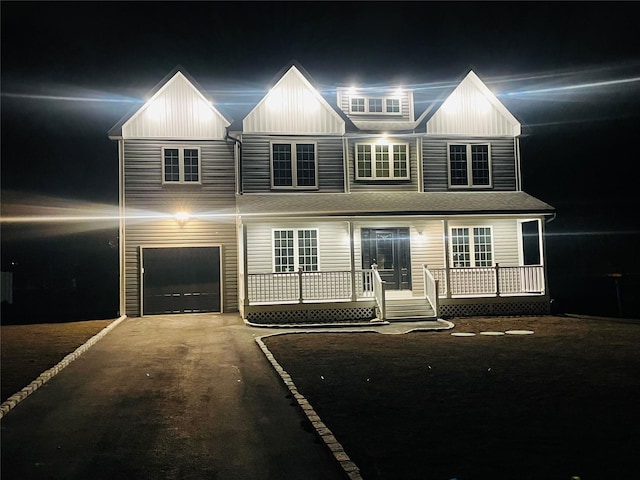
[450,227,494,267]
[349,96,402,115]
[356,143,409,180]
[273,229,319,272]
[448,143,491,188]
[163,147,200,184]
[271,141,318,189]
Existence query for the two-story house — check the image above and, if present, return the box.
[109,62,554,324]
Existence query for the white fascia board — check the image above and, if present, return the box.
[466,71,521,135]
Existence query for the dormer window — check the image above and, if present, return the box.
[351,97,365,113]
[386,98,400,113]
[368,98,383,113]
[349,95,402,115]
[448,143,492,188]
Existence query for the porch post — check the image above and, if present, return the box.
[443,220,452,298]
[495,263,501,297]
[242,221,250,309]
[349,221,356,301]
[298,268,304,304]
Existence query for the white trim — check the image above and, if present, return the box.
[269,140,319,190]
[449,225,495,268]
[349,95,403,115]
[447,142,493,188]
[355,142,410,181]
[271,228,320,273]
[161,146,202,184]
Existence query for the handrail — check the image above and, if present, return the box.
[422,265,440,318]
[371,265,386,320]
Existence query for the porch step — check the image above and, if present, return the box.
[384,297,436,321]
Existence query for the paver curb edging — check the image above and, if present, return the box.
[256,334,363,480]
[0,315,127,420]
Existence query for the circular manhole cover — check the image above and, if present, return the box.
[505,330,534,335]
[451,332,476,337]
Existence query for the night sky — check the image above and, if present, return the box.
[2,1,640,320]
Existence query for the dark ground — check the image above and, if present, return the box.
[264,316,640,480]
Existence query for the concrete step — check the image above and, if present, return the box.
[384,298,435,320]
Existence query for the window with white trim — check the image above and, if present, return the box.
[448,143,492,187]
[273,229,319,272]
[349,96,402,115]
[450,227,494,267]
[163,147,201,183]
[271,142,317,189]
[356,143,409,180]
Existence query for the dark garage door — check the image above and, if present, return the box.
[143,247,221,315]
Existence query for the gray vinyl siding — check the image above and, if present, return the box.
[245,221,351,274]
[347,137,420,192]
[123,139,237,316]
[422,136,517,191]
[241,134,345,193]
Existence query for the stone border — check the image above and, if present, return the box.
[256,333,363,480]
[0,315,127,420]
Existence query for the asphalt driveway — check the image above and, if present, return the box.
[0,314,346,480]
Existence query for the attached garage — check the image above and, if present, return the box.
[141,246,221,315]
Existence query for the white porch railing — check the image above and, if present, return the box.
[422,265,440,318]
[247,269,374,304]
[429,264,545,298]
[371,266,386,320]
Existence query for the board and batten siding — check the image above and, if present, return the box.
[240,135,345,193]
[245,221,351,274]
[242,66,344,135]
[346,136,420,192]
[123,139,237,316]
[122,72,229,140]
[422,136,517,191]
[426,71,520,137]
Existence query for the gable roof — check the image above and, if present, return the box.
[240,61,355,134]
[423,70,521,136]
[108,66,232,139]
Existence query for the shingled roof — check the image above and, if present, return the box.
[236,191,554,218]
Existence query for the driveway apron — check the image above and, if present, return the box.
[0,314,345,480]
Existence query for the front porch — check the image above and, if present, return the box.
[241,264,549,324]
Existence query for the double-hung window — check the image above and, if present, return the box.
[349,96,402,115]
[273,229,319,272]
[163,147,201,184]
[450,227,494,267]
[271,142,317,189]
[448,143,492,187]
[356,143,409,180]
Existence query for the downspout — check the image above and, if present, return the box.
[515,136,522,191]
[118,139,126,317]
[225,127,243,195]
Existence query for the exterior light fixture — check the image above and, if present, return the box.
[175,211,190,225]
